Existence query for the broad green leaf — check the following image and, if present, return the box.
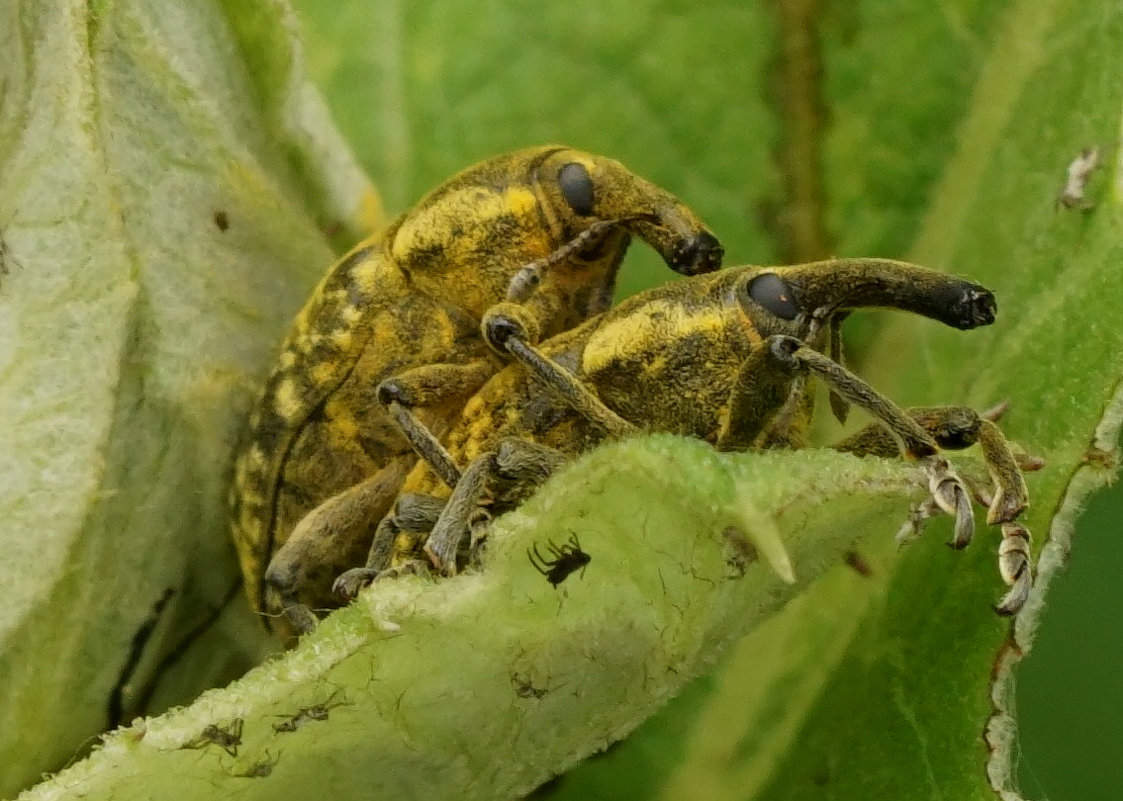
[7,0,1123,799]
[18,440,933,800]
[0,1,372,795]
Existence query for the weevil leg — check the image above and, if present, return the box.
[771,336,1037,614]
[995,522,1033,615]
[377,360,498,490]
[926,457,976,549]
[716,338,802,451]
[383,399,461,489]
[770,337,942,458]
[424,438,567,576]
[834,405,985,457]
[895,497,941,545]
[527,542,552,575]
[467,507,493,554]
[263,455,414,636]
[424,452,499,576]
[762,335,981,549]
[835,406,1031,531]
[374,493,449,570]
[505,216,653,305]
[827,315,851,424]
[493,434,568,496]
[975,419,1030,524]
[482,309,639,438]
[333,493,446,599]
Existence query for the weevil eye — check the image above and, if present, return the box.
[747,273,800,320]
[558,162,595,216]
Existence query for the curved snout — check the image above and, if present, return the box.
[588,159,724,276]
[627,214,724,276]
[776,258,997,331]
[668,230,724,275]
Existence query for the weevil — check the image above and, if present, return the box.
[229,146,722,634]
[330,258,1035,615]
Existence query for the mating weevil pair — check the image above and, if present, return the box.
[230,146,722,635]
[230,146,1036,639]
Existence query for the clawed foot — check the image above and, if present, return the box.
[994,522,1032,616]
[896,454,1037,615]
[896,457,975,546]
[924,457,975,549]
[333,559,432,600]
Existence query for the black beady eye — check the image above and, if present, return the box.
[747,273,800,319]
[558,162,595,216]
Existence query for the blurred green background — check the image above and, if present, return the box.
[286,1,1121,798]
[1017,479,1123,800]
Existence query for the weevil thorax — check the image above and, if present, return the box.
[550,268,784,440]
[561,265,840,443]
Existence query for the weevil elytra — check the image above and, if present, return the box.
[330,258,1035,615]
[229,146,722,634]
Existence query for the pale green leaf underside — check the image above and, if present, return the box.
[20,440,929,801]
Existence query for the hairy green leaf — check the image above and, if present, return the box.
[0,1,371,794]
[19,440,932,800]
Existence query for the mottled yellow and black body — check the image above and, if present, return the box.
[394,259,996,499]
[330,258,1033,613]
[229,146,722,625]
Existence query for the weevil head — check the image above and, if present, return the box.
[388,146,722,327]
[732,258,997,342]
[533,148,724,277]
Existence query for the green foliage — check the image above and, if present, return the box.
[0,2,369,794]
[2,0,1120,799]
[17,441,934,801]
